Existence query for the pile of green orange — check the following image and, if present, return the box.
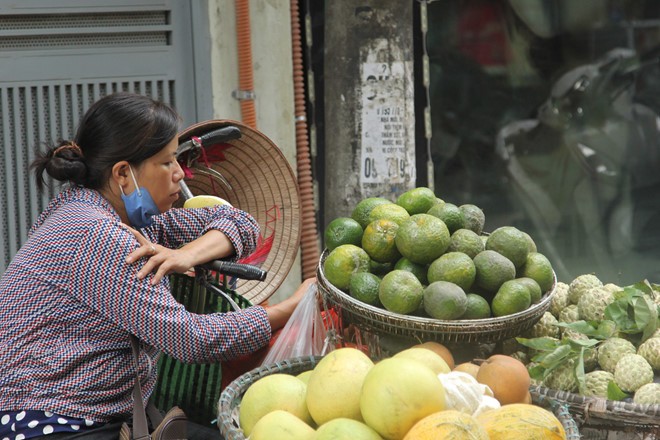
[322,187,554,320]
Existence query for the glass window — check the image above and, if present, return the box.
[427,0,660,284]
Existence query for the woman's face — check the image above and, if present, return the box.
[133,136,185,212]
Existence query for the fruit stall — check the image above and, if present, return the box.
[213,186,659,440]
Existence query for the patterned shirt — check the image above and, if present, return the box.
[0,187,271,424]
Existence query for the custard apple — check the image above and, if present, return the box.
[598,337,636,373]
[602,283,622,294]
[614,354,654,392]
[550,282,570,318]
[528,312,560,338]
[577,287,615,322]
[559,304,580,323]
[633,382,660,405]
[637,337,660,370]
[568,274,603,305]
[543,359,578,392]
[584,370,614,398]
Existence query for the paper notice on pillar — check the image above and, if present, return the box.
[359,42,416,193]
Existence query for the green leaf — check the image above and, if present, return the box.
[607,381,629,401]
[528,364,545,381]
[565,337,599,349]
[555,320,598,336]
[539,344,572,370]
[516,336,561,352]
[631,280,653,295]
[575,347,587,395]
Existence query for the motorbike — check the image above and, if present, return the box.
[496,48,660,283]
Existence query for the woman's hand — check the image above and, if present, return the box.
[121,224,195,285]
[265,277,317,331]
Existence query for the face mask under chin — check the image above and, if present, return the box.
[119,166,161,228]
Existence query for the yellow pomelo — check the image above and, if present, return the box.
[403,410,489,440]
[249,410,315,440]
[239,374,312,437]
[476,403,567,440]
[296,370,313,385]
[183,194,232,208]
[413,341,455,370]
[393,347,451,375]
[306,347,374,425]
[315,418,383,440]
[360,357,446,440]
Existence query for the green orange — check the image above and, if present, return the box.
[395,214,450,265]
[519,252,554,293]
[427,252,476,292]
[473,250,516,293]
[362,219,401,263]
[427,202,465,233]
[324,217,364,252]
[491,279,532,317]
[423,281,468,320]
[379,270,424,315]
[447,228,485,259]
[351,197,391,228]
[486,226,529,269]
[368,203,410,226]
[324,244,371,291]
[396,187,437,215]
[394,257,429,285]
[350,272,382,307]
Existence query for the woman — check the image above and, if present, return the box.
[0,92,311,439]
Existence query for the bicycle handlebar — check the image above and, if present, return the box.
[200,260,267,282]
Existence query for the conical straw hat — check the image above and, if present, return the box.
[177,120,301,305]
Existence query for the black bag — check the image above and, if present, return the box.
[119,336,188,440]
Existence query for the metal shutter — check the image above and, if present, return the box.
[0,0,206,271]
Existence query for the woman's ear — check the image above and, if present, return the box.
[111,161,133,193]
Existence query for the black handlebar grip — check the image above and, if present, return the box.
[202,260,267,281]
[199,126,241,145]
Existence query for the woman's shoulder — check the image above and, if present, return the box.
[30,187,124,237]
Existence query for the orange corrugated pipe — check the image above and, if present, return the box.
[234,0,320,279]
[235,0,257,128]
[290,0,321,279]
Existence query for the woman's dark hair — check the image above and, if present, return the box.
[31,92,181,190]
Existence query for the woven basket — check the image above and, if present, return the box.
[152,273,253,425]
[218,356,322,440]
[317,249,556,345]
[530,385,660,438]
[217,355,581,440]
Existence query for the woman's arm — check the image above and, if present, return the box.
[264,277,316,331]
[126,228,235,284]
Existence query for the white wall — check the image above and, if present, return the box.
[207,0,302,304]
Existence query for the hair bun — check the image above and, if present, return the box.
[52,141,83,159]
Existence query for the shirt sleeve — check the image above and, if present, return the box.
[144,205,260,260]
[68,218,272,363]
